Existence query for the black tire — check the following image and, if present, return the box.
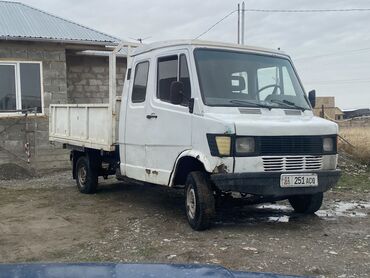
[185,171,215,231]
[289,192,323,214]
[75,156,98,194]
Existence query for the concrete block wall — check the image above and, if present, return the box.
[67,55,126,104]
[0,41,70,176]
[338,118,370,128]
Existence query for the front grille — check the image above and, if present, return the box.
[259,136,323,155]
[263,156,323,172]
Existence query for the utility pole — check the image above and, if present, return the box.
[241,1,245,45]
[237,3,240,44]
[237,2,246,45]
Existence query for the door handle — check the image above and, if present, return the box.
[146,113,158,119]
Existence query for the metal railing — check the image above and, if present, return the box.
[0,107,38,166]
[0,107,38,114]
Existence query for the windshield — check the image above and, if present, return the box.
[194,48,310,110]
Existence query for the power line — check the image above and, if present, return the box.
[305,78,370,85]
[244,8,370,13]
[295,47,370,60]
[306,82,370,86]
[195,7,370,40]
[195,10,237,39]
[308,78,370,82]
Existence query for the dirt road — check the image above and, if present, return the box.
[0,171,369,277]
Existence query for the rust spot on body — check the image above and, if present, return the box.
[214,164,228,174]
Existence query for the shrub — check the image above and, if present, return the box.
[339,127,370,163]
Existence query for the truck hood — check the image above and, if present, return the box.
[205,111,338,136]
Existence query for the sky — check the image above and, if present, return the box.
[16,0,370,109]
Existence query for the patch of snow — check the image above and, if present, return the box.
[267,216,290,223]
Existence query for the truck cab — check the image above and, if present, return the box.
[50,40,341,230]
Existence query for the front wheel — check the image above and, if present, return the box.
[185,171,216,231]
[289,192,323,214]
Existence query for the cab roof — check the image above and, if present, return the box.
[131,39,289,58]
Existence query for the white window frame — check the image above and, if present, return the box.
[0,61,44,117]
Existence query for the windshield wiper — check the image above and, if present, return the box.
[229,99,272,110]
[269,99,307,112]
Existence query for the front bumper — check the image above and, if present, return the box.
[211,170,341,197]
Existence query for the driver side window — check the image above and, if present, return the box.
[157,55,178,103]
[157,54,191,106]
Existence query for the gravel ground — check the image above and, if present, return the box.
[0,171,369,277]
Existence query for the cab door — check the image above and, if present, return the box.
[144,52,192,185]
[123,59,150,181]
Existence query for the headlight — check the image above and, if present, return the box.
[236,137,255,154]
[323,137,334,152]
[215,136,231,156]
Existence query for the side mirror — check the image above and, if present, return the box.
[308,90,316,108]
[170,81,184,105]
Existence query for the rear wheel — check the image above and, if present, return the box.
[76,156,98,194]
[185,171,215,231]
[289,192,323,213]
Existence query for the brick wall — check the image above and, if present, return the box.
[0,41,70,175]
[66,55,126,104]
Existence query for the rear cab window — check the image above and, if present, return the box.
[131,61,150,103]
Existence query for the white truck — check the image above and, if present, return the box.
[49,40,341,230]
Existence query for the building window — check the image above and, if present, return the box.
[0,62,43,115]
[335,115,343,121]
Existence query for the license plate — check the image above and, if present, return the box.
[280,173,318,188]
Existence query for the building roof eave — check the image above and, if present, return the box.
[0,36,119,47]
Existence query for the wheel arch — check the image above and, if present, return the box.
[169,150,215,187]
